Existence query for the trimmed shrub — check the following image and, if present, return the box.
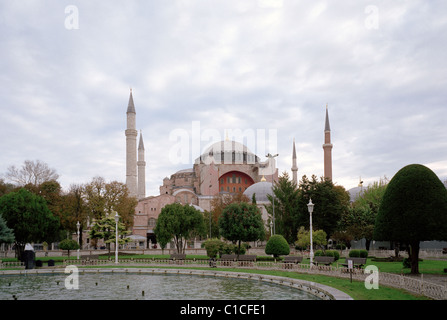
[265,235,290,257]
[315,250,339,261]
[349,249,368,258]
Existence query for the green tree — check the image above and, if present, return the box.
[0,188,60,260]
[374,164,447,274]
[218,202,265,258]
[265,234,290,257]
[154,203,206,254]
[296,226,327,250]
[0,214,14,244]
[297,175,350,239]
[58,239,79,257]
[88,213,131,257]
[24,180,66,241]
[265,172,299,243]
[343,179,388,250]
[209,192,249,239]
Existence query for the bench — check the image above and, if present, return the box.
[237,255,256,267]
[341,257,367,269]
[219,254,237,266]
[170,254,186,260]
[313,256,334,266]
[219,254,256,266]
[237,255,256,262]
[170,254,186,264]
[220,254,237,261]
[283,256,303,264]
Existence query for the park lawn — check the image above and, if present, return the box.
[208,268,429,300]
[367,258,447,275]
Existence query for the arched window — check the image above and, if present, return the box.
[148,218,156,228]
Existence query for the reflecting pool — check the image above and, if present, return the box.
[0,272,321,300]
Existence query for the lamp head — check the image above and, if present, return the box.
[307,198,314,214]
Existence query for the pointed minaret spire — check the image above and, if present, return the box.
[291,138,298,185]
[137,130,146,200]
[138,130,145,150]
[125,89,138,198]
[325,104,331,132]
[323,104,333,181]
[127,88,136,114]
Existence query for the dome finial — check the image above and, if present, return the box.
[261,175,267,182]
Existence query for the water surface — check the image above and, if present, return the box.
[0,273,321,300]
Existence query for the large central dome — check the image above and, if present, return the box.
[195,140,260,165]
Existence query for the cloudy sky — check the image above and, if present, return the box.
[1,0,446,196]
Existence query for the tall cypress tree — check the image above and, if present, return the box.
[265,172,300,243]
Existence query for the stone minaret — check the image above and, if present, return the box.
[291,138,298,185]
[323,104,333,180]
[137,131,146,200]
[125,89,138,198]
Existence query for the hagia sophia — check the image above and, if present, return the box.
[125,90,333,248]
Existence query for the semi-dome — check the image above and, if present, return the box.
[195,140,260,165]
[243,181,273,203]
[348,186,364,202]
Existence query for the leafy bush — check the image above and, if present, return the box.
[265,235,290,257]
[203,239,222,258]
[220,242,235,255]
[315,250,339,261]
[204,239,248,258]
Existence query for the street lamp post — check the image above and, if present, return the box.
[114,212,119,264]
[266,153,279,234]
[307,199,314,266]
[76,221,80,260]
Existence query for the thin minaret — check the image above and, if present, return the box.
[323,104,333,180]
[137,130,146,200]
[291,138,298,185]
[125,89,138,198]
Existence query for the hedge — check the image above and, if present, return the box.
[348,249,368,258]
[314,250,340,261]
